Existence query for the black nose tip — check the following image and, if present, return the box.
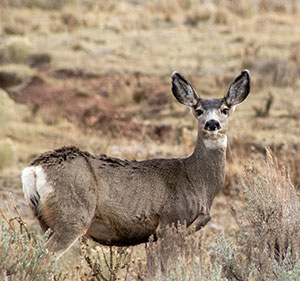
[205,120,221,131]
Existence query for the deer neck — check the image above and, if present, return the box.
[184,127,227,208]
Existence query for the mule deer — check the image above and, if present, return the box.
[22,70,250,259]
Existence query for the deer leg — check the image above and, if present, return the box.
[39,188,97,259]
[43,207,95,259]
[46,229,84,259]
[187,213,211,234]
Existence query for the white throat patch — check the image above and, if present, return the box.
[203,136,227,150]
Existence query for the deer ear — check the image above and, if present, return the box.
[225,70,250,107]
[172,72,199,107]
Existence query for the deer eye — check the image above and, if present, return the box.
[195,109,204,116]
[221,108,229,115]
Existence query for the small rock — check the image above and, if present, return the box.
[4,25,25,36]
[0,70,23,88]
[29,53,51,68]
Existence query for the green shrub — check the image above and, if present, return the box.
[0,211,57,281]
[0,36,30,64]
[213,151,300,281]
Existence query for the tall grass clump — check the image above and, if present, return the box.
[146,223,200,280]
[213,150,300,280]
[145,224,226,281]
[79,237,133,281]
[0,208,57,281]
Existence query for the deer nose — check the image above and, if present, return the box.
[205,120,221,131]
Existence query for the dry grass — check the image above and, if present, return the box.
[0,140,15,170]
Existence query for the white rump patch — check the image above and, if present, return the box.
[35,166,53,199]
[22,166,37,203]
[203,136,227,150]
[22,166,53,205]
